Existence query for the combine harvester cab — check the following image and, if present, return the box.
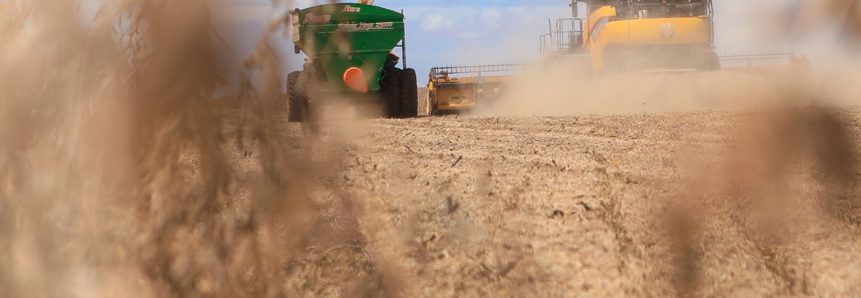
[426,64,521,115]
[287,2,418,121]
[542,0,721,73]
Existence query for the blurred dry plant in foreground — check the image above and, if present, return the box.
[0,0,333,297]
[665,2,861,294]
[787,0,861,39]
[666,107,861,296]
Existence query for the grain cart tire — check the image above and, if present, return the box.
[381,67,402,118]
[400,68,418,118]
[287,71,308,122]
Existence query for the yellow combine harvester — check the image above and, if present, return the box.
[425,64,520,115]
[543,0,720,73]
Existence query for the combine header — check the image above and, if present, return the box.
[425,64,521,115]
[718,51,806,69]
[287,1,418,121]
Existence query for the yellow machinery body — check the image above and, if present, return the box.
[425,65,519,115]
[542,1,720,73]
[585,6,713,73]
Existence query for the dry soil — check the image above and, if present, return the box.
[271,107,861,297]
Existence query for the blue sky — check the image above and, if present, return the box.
[210,0,797,91]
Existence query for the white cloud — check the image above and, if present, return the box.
[398,4,571,69]
[408,5,567,35]
[480,7,502,30]
[420,14,456,32]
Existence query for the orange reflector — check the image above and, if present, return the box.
[343,67,368,93]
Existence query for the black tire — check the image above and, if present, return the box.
[287,71,306,122]
[380,67,402,118]
[702,52,721,71]
[400,68,418,118]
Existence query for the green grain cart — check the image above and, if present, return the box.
[287,3,418,121]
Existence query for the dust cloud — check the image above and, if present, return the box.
[0,0,326,297]
[478,63,819,117]
[474,0,861,117]
[478,55,861,117]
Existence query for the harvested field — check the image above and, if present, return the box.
[272,107,861,297]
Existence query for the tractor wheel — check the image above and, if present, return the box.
[381,67,402,118]
[701,52,721,71]
[400,68,418,118]
[287,71,307,122]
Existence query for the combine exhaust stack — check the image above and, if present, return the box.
[426,64,522,115]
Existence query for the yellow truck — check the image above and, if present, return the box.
[543,0,720,73]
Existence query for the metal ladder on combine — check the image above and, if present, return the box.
[540,18,588,60]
